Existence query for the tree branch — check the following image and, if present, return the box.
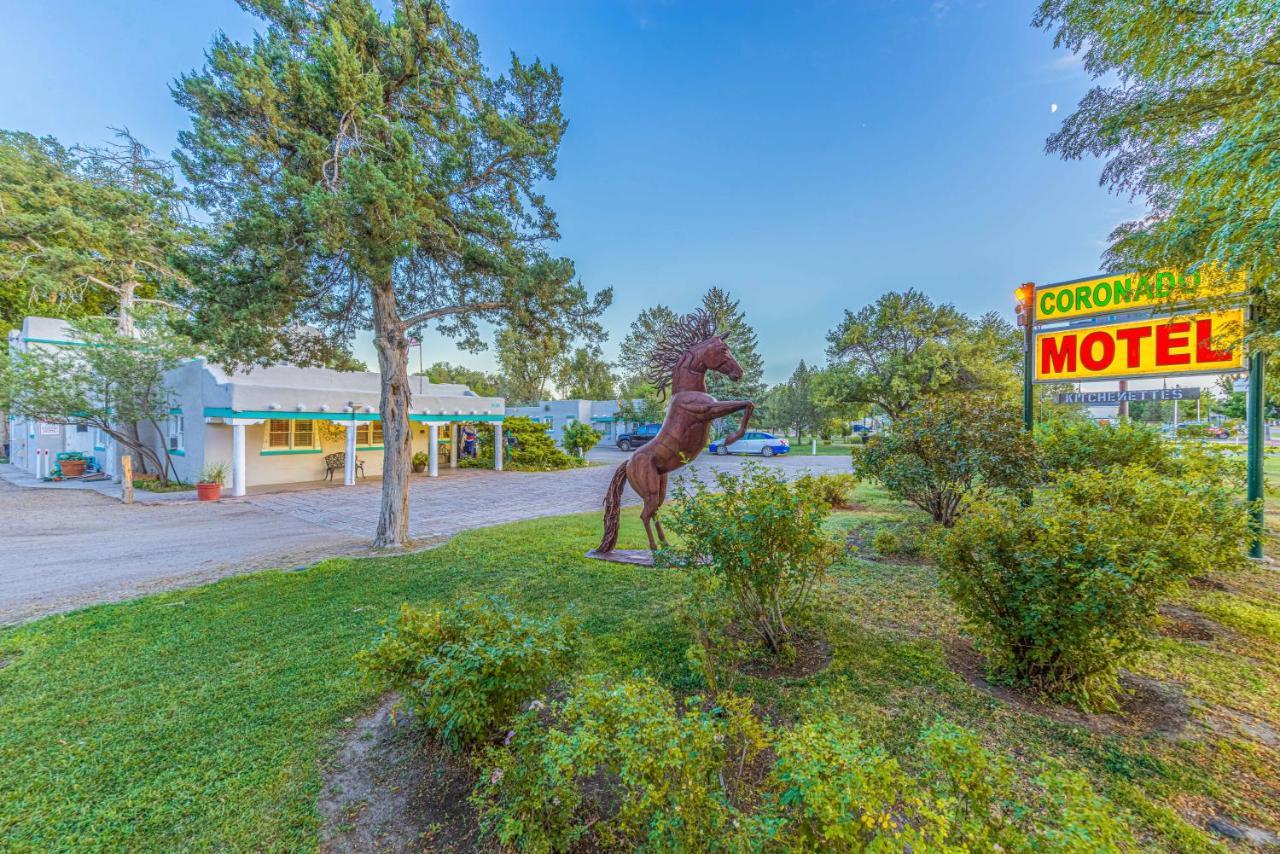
[401,301,510,329]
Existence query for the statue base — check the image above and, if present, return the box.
[584,548,656,567]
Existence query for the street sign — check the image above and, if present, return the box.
[1056,387,1201,405]
[1033,309,1244,383]
[1033,267,1245,324]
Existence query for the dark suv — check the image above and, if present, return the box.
[616,423,661,451]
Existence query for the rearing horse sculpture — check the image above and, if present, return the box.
[597,310,754,553]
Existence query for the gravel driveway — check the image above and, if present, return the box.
[0,449,850,625]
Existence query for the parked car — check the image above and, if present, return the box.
[709,431,791,457]
[616,423,661,451]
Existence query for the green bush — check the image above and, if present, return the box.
[560,420,601,458]
[1036,417,1167,473]
[475,683,1136,852]
[460,416,581,471]
[869,527,901,557]
[857,394,1040,526]
[357,596,579,749]
[473,675,766,853]
[662,463,839,655]
[933,466,1249,708]
[795,471,859,508]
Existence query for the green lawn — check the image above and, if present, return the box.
[1,486,1277,850]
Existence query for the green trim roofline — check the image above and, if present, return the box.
[260,448,323,456]
[21,337,96,348]
[202,407,502,422]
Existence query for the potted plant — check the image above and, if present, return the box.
[412,451,429,473]
[57,452,87,478]
[197,462,228,501]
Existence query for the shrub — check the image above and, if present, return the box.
[795,471,859,508]
[870,527,901,557]
[473,675,766,853]
[357,596,579,749]
[560,420,601,458]
[411,450,429,467]
[662,463,839,654]
[857,394,1040,526]
[933,466,1249,708]
[1036,417,1167,473]
[460,416,580,471]
[477,690,1136,852]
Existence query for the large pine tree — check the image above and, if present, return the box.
[175,0,609,547]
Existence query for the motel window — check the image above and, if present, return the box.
[265,419,319,451]
[355,421,384,446]
[167,415,185,451]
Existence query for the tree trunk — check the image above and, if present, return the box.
[370,278,413,548]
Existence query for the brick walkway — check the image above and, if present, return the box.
[243,449,852,540]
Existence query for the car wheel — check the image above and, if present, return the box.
[762,446,774,457]
[716,444,728,456]
[619,440,632,452]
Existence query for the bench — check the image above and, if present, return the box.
[323,452,365,482]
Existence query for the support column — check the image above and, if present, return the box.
[449,423,458,468]
[344,421,356,485]
[428,422,439,477]
[232,423,246,497]
[1247,348,1266,559]
[494,422,504,471]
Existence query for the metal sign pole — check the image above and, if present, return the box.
[1247,347,1265,559]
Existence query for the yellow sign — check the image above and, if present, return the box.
[1034,309,1245,382]
[1035,268,1244,323]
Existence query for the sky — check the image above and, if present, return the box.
[0,0,1146,385]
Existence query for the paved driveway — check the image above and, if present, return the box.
[244,448,853,539]
[0,450,850,625]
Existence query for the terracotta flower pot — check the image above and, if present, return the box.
[197,482,222,501]
[60,459,86,477]
[412,463,426,473]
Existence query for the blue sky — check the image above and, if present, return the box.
[0,0,1142,383]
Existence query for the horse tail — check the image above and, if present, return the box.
[597,461,629,553]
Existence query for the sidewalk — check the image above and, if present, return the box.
[0,463,197,503]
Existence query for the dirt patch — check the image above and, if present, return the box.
[1203,705,1280,748]
[1187,575,1232,593]
[737,627,832,680]
[319,696,480,853]
[944,638,1189,738]
[1157,605,1219,642]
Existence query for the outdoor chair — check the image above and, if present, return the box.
[323,451,365,482]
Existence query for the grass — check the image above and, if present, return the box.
[1,483,1278,850]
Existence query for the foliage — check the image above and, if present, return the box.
[411,451,429,468]
[559,420,600,458]
[421,361,500,398]
[824,290,1021,419]
[475,675,767,852]
[934,467,1250,708]
[614,377,667,426]
[1036,416,1167,473]
[794,471,859,509]
[0,128,193,338]
[0,314,195,484]
[616,304,679,387]
[496,324,568,406]
[768,360,826,438]
[1035,1,1280,342]
[198,462,228,485]
[175,0,609,545]
[357,595,578,750]
[505,416,580,470]
[662,463,839,654]
[857,394,1040,526]
[555,344,616,400]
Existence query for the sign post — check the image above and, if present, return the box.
[1248,348,1265,559]
[1021,268,1263,558]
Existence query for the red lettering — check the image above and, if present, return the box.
[1195,318,1234,363]
[1114,326,1151,368]
[1040,334,1076,375]
[1156,321,1191,365]
[1079,330,1115,371]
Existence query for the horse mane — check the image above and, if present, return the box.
[645,308,721,398]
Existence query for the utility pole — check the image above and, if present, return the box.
[1015,283,1035,431]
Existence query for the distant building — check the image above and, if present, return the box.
[508,399,646,445]
[7,317,507,495]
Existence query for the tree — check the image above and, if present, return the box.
[616,304,678,387]
[556,345,616,399]
[825,290,1020,419]
[700,287,766,404]
[421,361,499,397]
[0,315,195,485]
[856,394,1041,527]
[176,0,609,547]
[614,376,666,426]
[496,325,564,405]
[769,360,824,438]
[561,420,601,457]
[1035,2,1280,337]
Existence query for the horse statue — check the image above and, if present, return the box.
[596,309,754,554]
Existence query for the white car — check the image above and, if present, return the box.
[708,431,791,457]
